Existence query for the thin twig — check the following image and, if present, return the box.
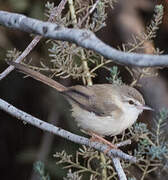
[100,152,108,180]
[49,0,68,22]
[0,36,41,80]
[68,0,77,25]
[116,140,132,148]
[0,97,136,163]
[78,0,100,27]
[68,0,92,85]
[90,59,112,73]
[140,161,150,180]
[0,0,67,80]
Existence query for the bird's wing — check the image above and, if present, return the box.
[62,84,120,116]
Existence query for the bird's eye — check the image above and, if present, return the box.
[128,100,134,105]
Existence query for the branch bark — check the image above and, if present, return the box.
[112,158,127,180]
[0,97,136,163]
[0,10,168,67]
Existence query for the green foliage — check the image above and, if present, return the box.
[5,49,21,61]
[89,1,107,32]
[45,2,55,18]
[53,148,101,179]
[25,1,114,82]
[54,147,117,180]
[33,161,50,180]
[121,4,164,54]
[146,5,164,40]
[54,109,168,180]
[63,170,82,180]
[152,108,168,146]
[133,122,149,135]
[147,145,168,160]
[149,109,168,160]
[106,66,123,85]
[45,2,67,25]
[132,109,168,179]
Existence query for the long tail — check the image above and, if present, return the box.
[7,61,67,92]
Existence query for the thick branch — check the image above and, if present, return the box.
[0,10,167,67]
[0,98,136,163]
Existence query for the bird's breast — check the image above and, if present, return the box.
[70,103,140,136]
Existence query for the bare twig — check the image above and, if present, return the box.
[112,158,127,180]
[116,139,131,148]
[100,152,108,180]
[48,0,68,23]
[0,36,41,80]
[0,10,167,67]
[0,0,67,80]
[68,0,92,85]
[78,0,100,27]
[0,97,136,163]
[68,0,77,25]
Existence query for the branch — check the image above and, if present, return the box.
[112,158,127,180]
[0,98,136,163]
[0,0,67,80]
[0,36,41,80]
[0,11,167,67]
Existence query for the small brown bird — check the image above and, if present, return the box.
[8,61,152,147]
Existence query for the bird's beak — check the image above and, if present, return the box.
[137,105,154,111]
[142,105,154,111]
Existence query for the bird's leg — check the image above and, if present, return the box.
[89,132,118,151]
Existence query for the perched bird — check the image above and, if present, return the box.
[8,61,153,148]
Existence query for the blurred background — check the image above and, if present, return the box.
[0,0,168,179]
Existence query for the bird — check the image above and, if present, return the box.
[7,61,153,148]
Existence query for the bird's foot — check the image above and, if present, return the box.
[89,132,118,154]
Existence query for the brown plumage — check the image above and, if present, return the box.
[7,61,149,136]
[119,85,145,105]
